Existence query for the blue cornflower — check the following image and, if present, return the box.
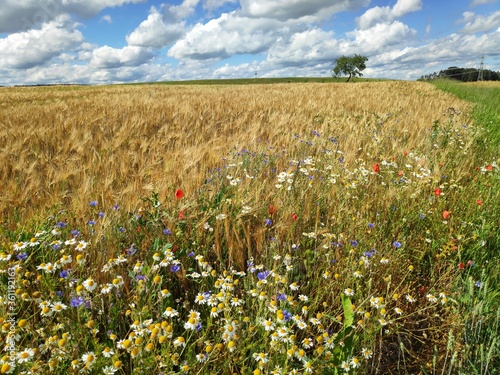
[163,228,172,235]
[59,270,69,278]
[113,204,120,210]
[364,249,376,258]
[203,291,212,299]
[87,220,96,226]
[368,223,375,228]
[351,240,358,247]
[17,252,28,261]
[89,201,98,207]
[71,296,84,308]
[98,211,105,218]
[170,264,181,273]
[57,221,67,228]
[474,281,482,288]
[127,245,137,256]
[283,309,292,321]
[257,270,270,280]
[56,291,63,298]
[71,230,80,237]
[277,293,287,301]
[418,213,426,219]
[52,243,61,250]
[188,251,195,257]
[265,218,272,226]
[136,275,145,281]
[393,241,402,249]
[118,227,126,233]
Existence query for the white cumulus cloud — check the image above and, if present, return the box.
[168,12,283,60]
[0,0,145,33]
[127,6,185,48]
[90,45,154,69]
[0,15,83,69]
[240,0,369,21]
[460,11,500,34]
[356,0,422,29]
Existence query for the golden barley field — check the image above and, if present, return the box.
[0,81,472,225]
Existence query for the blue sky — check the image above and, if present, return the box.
[0,0,498,85]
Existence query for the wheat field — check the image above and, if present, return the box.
[1,81,499,375]
[0,81,471,225]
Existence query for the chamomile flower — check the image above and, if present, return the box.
[174,336,186,348]
[163,307,179,318]
[13,242,28,251]
[102,347,114,358]
[82,351,96,366]
[426,293,438,303]
[51,302,67,313]
[253,352,269,364]
[361,348,373,359]
[83,278,97,292]
[302,338,314,349]
[75,241,88,251]
[344,288,355,296]
[16,348,35,363]
[405,294,416,303]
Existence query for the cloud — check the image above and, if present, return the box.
[0,0,145,33]
[471,0,498,5]
[127,6,185,48]
[163,0,200,22]
[168,12,283,60]
[460,11,500,34]
[0,15,83,69]
[240,0,369,21]
[202,0,238,10]
[267,28,340,66]
[90,45,154,69]
[347,21,418,54]
[356,0,422,29]
[100,15,112,24]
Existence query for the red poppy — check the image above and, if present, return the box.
[178,210,184,219]
[137,226,141,233]
[372,164,380,173]
[269,205,276,215]
[442,210,451,220]
[486,164,493,171]
[291,214,298,221]
[403,150,408,156]
[476,200,483,205]
[398,170,404,176]
[433,188,442,196]
[175,189,184,199]
[458,262,465,270]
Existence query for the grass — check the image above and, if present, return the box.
[0,80,499,374]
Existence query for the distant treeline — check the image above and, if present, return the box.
[419,66,500,82]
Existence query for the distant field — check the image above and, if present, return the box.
[0,80,498,375]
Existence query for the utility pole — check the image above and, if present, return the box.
[478,53,484,81]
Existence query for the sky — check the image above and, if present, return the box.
[0,0,499,85]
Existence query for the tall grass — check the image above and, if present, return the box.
[0,81,498,374]
[430,79,500,374]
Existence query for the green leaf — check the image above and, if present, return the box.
[342,294,354,328]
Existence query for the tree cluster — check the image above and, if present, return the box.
[419,66,500,82]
